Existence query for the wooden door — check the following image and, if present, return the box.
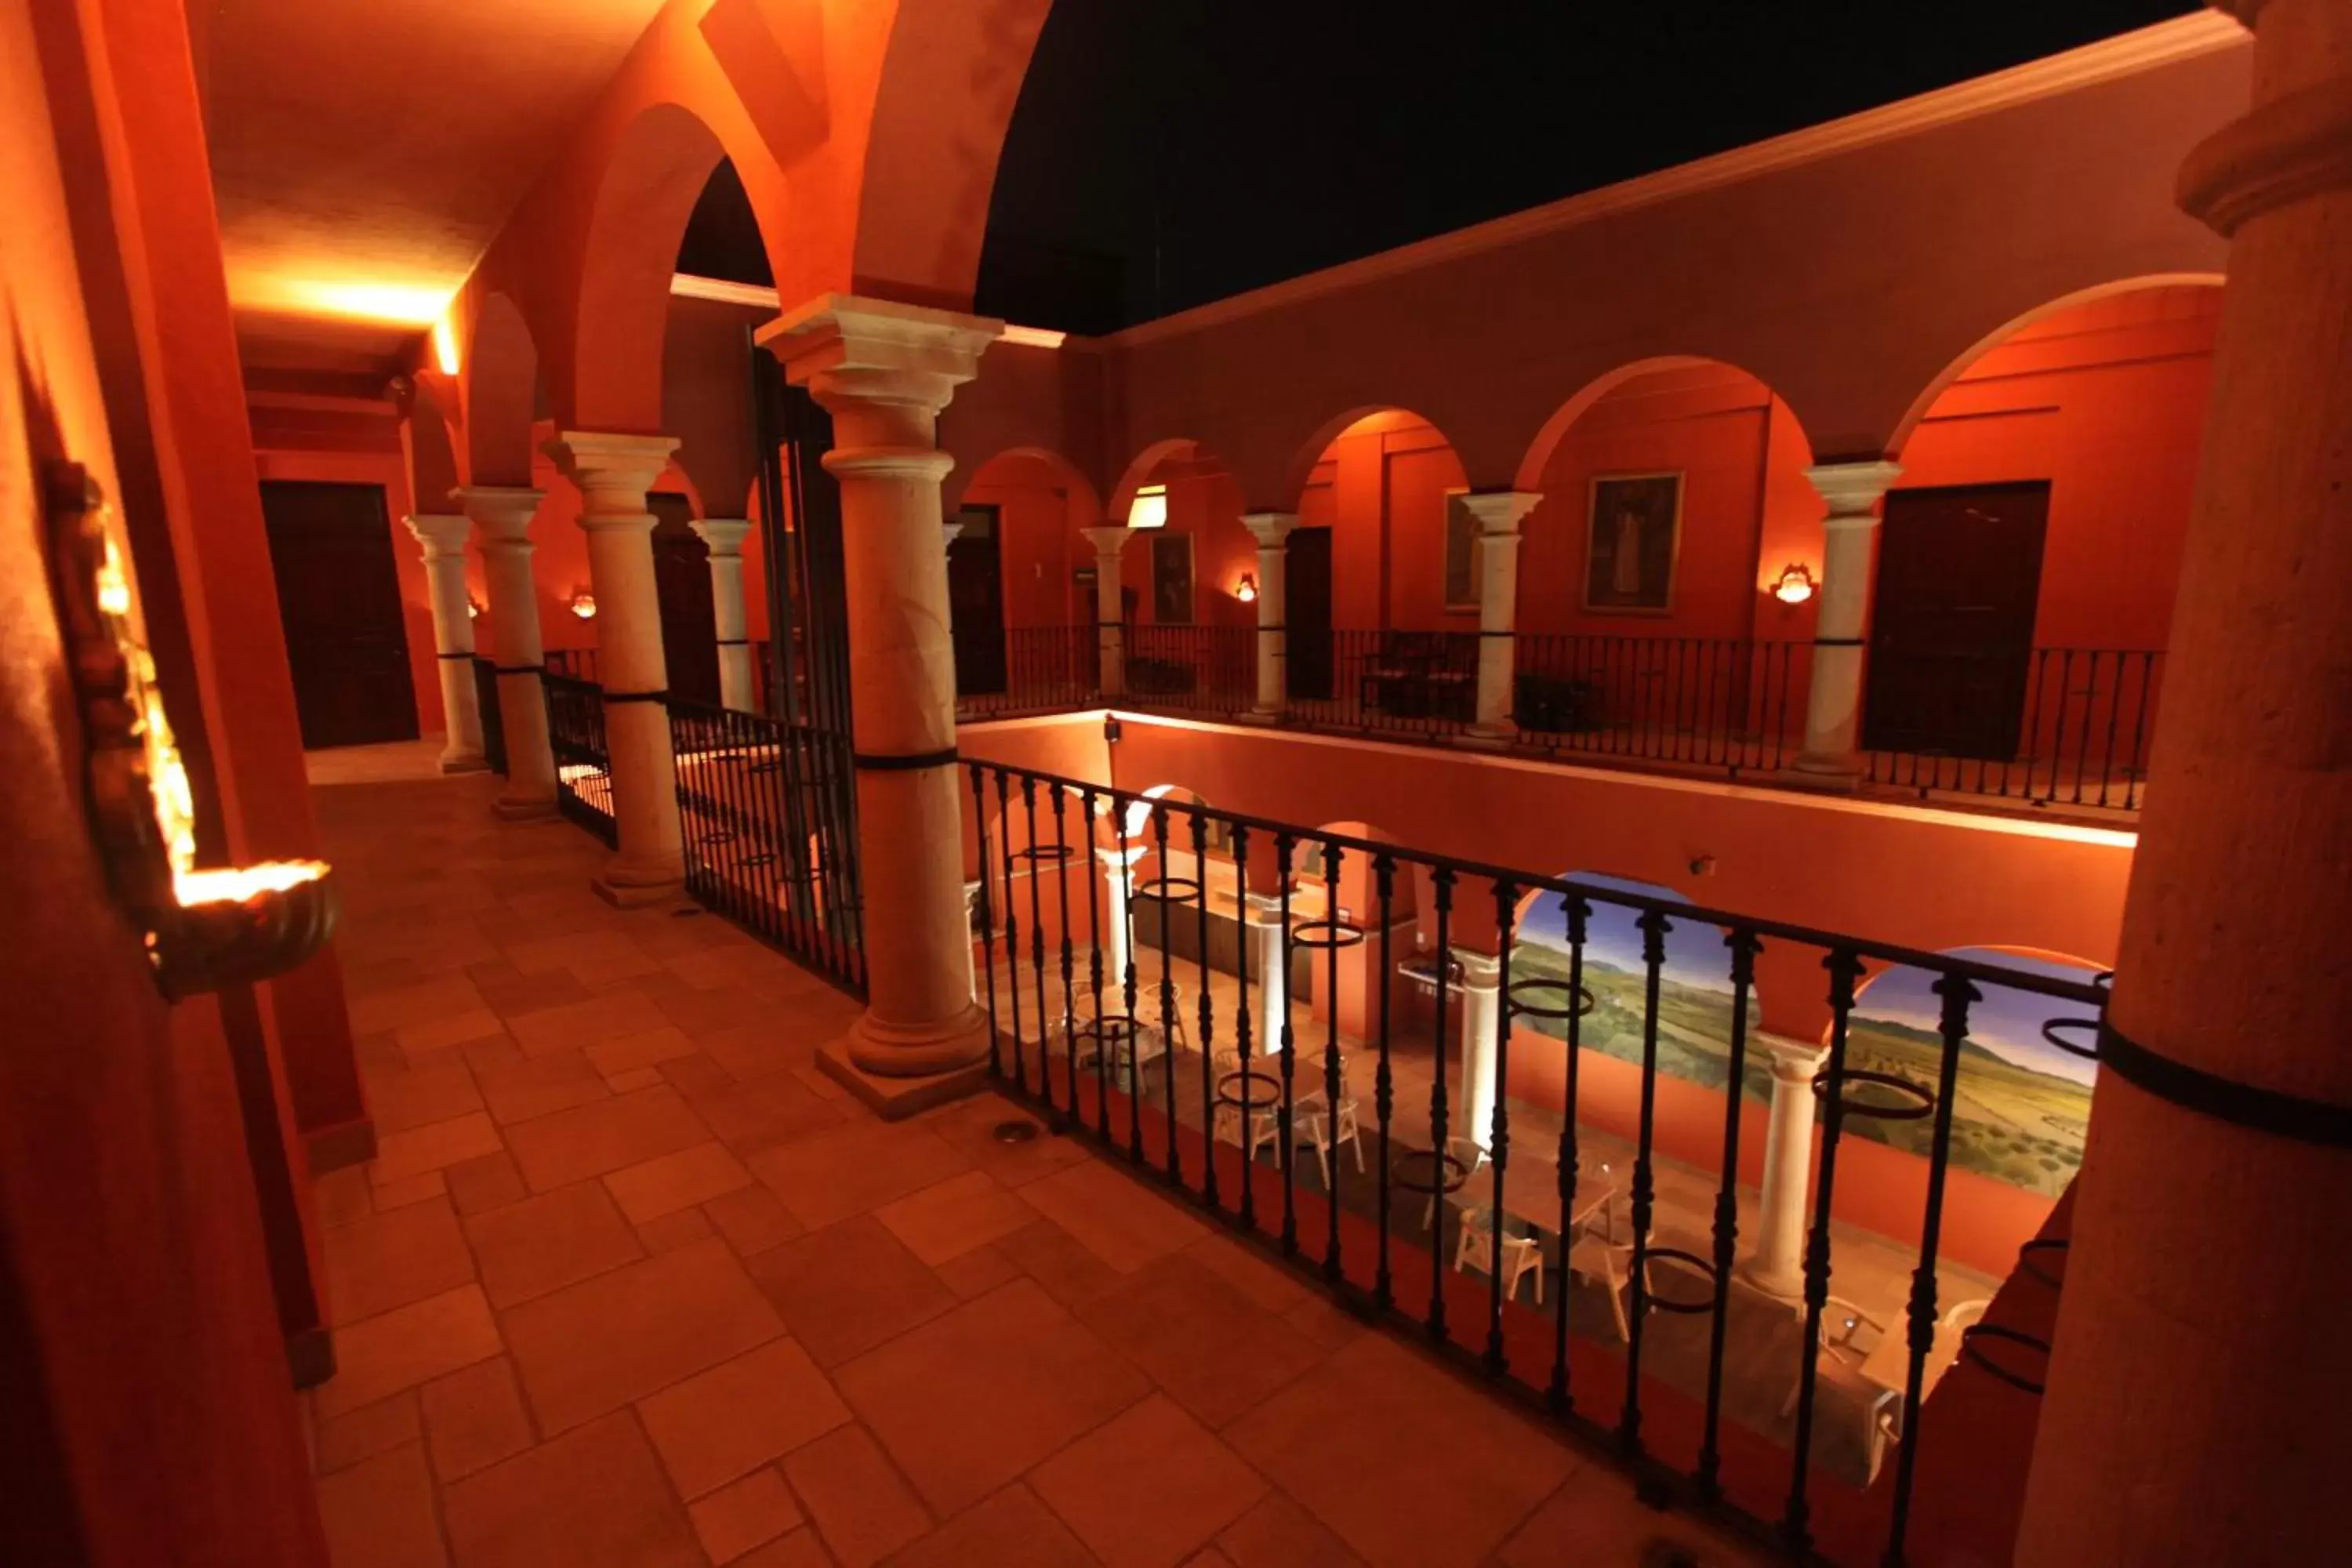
[257,480,418,748]
[1287,525,1334,700]
[650,492,721,707]
[947,503,1007,694]
[1863,481,2050,760]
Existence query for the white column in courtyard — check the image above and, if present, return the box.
[457,485,559,818]
[1081,524,1131,699]
[1240,512,1295,722]
[403,513,488,774]
[759,296,1001,1101]
[691,517,757,711]
[1460,491,1541,747]
[1244,893,1288,1059]
[1100,844,1146,997]
[1791,460,1903,781]
[1456,950,1504,1149]
[545,432,688,904]
[1742,1036,1828,1298]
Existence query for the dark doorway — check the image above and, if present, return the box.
[258,480,418,749]
[1287,524,1334,701]
[1863,481,2051,761]
[650,492,721,707]
[947,503,1007,695]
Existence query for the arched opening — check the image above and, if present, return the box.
[1872,279,2222,797]
[1510,360,1819,767]
[463,292,541,488]
[951,448,1105,712]
[1105,440,1254,709]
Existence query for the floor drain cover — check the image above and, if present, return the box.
[993,1120,1041,1145]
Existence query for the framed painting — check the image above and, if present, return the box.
[1583,471,1683,615]
[1150,531,1194,623]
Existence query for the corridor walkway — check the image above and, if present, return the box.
[302,767,1769,1567]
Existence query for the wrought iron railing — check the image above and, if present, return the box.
[669,698,866,993]
[545,645,600,684]
[1122,622,1257,717]
[1283,627,1479,740]
[543,671,615,846]
[472,656,507,776]
[964,755,2103,1566]
[1866,648,2163,812]
[955,624,1104,720]
[1514,635,1805,775]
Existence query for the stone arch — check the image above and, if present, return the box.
[402,377,466,509]
[1281,406,1468,514]
[464,291,541,487]
[1106,439,1208,524]
[1512,355,1815,494]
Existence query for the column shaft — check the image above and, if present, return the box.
[404,514,485,772]
[1081,525,1131,700]
[1245,895,1287,1063]
[1241,513,1295,720]
[1457,953,1504,1149]
[1458,492,1539,744]
[1742,1042,1824,1298]
[1793,461,1901,779]
[693,518,757,711]
[457,487,558,818]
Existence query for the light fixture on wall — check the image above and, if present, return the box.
[45,461,336,999]
[1771,563,1817,604]
[569,590,597,619]
[1127,483,1167,530]
[1235,573,1258,604]
[467,594,484,620]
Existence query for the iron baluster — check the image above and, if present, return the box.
[1618,908,1670,1456]
[1374,851,1396,1310]
[1080,786,1110,1138]
[1114,794,1145,1163]
[1486,879,1515,1376]
[995,771,1025,1091]
[970,765,1001,1078]
[1155,806,1181,1184]
[1548,895,1589,1415]
[1697,929,1762,1497]
[1051,785,1080,1127]
[1276,833,1298,1257]
[1232,823,1257,1233]
[1321,841,1345,1283]
[1021,776,1051,1109]
[1192,809,1220,1211]
[1428,866,1454,1343]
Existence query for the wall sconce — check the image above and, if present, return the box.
[1127,483,1167,531]
[467,595,485,620]
[569,590,597,619]
[1235,573,1258,604]
[45,462,336,999]
[1771,563,1817,605]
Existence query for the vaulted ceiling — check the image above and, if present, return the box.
[191,0,670,377]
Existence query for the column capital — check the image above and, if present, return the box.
[1456,948,1504,989]
[1758,1033,1830,1080]
[691,517,753,556]
[453,485,544,544]
[1457,489,1541,534]
[1804,459,1904,523]
[1097,844,1148,870]
[404,513,472,560]
[1240,512,1297,548]
[756,293,1000,416]
[1080,524,1134,561]
[545,431,679,511]
[2180,66,2352,237]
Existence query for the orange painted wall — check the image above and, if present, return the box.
[1297,410,1470,631]
[1142,459,1256,629]
[962,452,1091,628]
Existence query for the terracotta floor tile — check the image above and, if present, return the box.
[504,1086,710,1192]
[699,1021,818,1083]
[1182,1234,1315,1316]
[466,958,595,1019]
[606,1065,666,1093]
[441,1411,703,1568]
[463,1181,645,1309]
[372,1113,506,1185]
[931,1243,1021,1300]
[668,946,785,993]
[743,1216,958,1368]
[423,1358,536,1483]
[446,1152,528,1217]
[880,1483,1094,1568]
[654,982,768,1040]
[351,973,489,1036]
[1223,1334,1577,1568]
[458,1033,526,1076]
[373,1171,450,1210]
[606,1139,755,1225]
[325,1195,478,1324]
[748,1121,971,1230]
[914,1096,1094,1189]
[503,1237,784,1433]
[320,1165,376,1228]
[872,1170,1038,1266]
[833,1278,1149,1515]
[1185,1549,1240,1568]
[1217,1493,1366,1568]
[317,1441,447,1568]
[501,927,656,978]
[369,1057,487,1136]
[692,1466,806,1563]
[396,1009,510,1060]
[506,988,674,1058]
[683,1071,845,1156]
[475,1049,611,1126]
[586,1024,699,1077]
[992,1219,1124,1311]
[1495,1465,1771,1568]
[637,1205,717,1253]
[1018,1159,1208,1273]
[704,1185,806,1258]
[784,1425,932,1568]
[1031,1395,1268,1568]
[639,1336,852,1498]
[661,1051,739,1097]
[1075,1249,1328,1428]
[316,1391,423,1473]
[318,1284,503,1419]
[734,1529,835,1568]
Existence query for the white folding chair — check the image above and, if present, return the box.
[1782,1296,1886,1418]
[1454,1206,1544,1305]
[1568,1237,1633,1340]
[1295,1092,1364,1187]
[1423,1136,1490,1229]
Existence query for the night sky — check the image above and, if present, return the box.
[974,0,2198,332]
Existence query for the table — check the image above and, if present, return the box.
[1071,1017,1162,1091]
[1857,1318,1968,1404]
[1390,1146,1472,1201]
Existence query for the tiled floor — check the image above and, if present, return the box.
[303,769,1773,1567]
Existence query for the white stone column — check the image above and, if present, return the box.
[760,296,1001,1094]
[456,486,558,818]
[1099,845,1145,998]
[1457,949,1504,1149]
[1244,893,1288,1060]
[403,513,487,773]
[1240,512,1294,721]
[1080,524,1131,700]
[1792,460,1903,781]
[1742,1036,1828,1298]
[1459,491,1540,746]
[691,518,757,711]
[545,432,688,905]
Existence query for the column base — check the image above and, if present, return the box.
[1738,1257,1806,1304]
[591,861,687,909]
[1237,707,1281,727]
[1781,753,1864,790]
[493,793,561,822]
[439,751,490,775]
[818,1033,991,1120]
[304,1116,377,1174]
[1457,724,1515,753]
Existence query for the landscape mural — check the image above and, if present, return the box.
[1516,878,2099,1197]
